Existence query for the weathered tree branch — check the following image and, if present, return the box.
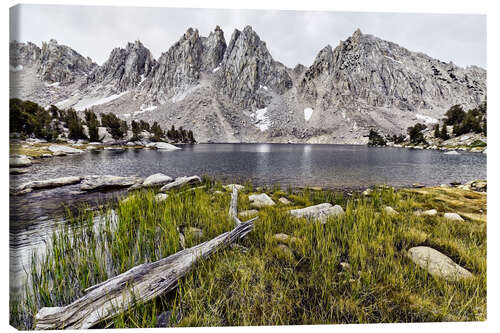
[229,187,242,225]
[34,190,256,330]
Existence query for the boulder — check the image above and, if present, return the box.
[160,175,202,192]
[238,209,259,218]
[249,193,275,207]
[412,183,425,188]
[278,197,292,205]
[185,227,203,238]
[289,203,344,223]
[155,193,169,202]
[443,213,464,222]
[362,188,372,196]
[146,142,181,151]
[129,173,173,191]
[80,175,142,191]
[383,206,398,215]
[273,233,299,243]
[10,155,32,168]
[10,168,30,175]
[98,127,114,143]
[48,145,84,154]
[275,244,294,259]
[223,184,245,191]
[462,179,486,192]
[11,176,82,195]
[415,209,438,216]
[407,246,473,280]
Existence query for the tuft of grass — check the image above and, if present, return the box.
[10,182,486,329]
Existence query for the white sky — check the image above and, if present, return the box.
[10,4,486,68]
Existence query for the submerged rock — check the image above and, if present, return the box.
[407,246,473,280]
[444,151,459,155]
[160,175,202,192]
[443,212,464,222]
[48,145,84,154]
[289,203,344,223]
[9,155,32,168]
[80,175,142,191]
[249,193,275,207]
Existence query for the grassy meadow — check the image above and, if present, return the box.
[9,179,487,329]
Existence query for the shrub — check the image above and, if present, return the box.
[368,129,386,146]
[407,123,427,145]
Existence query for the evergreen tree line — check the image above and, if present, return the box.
[9,98,196,143]
[368,101,486,147]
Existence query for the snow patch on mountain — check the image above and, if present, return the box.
[251,108,271,131]
[10,65,23,72]
[415,114,438,124]
[74,91,129,111]
[304,108,314,121]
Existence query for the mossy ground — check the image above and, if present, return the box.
[9,180,486,329]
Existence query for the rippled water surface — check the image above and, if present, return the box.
[10,144,486,297]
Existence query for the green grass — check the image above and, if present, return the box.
[9,181,487,329]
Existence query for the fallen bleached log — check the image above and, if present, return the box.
[35,187,254,329]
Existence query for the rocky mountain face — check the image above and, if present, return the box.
[10,27,487,144]
[87,40,156,92]
[37,39,97,84]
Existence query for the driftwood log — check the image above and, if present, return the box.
[35,188,255,329]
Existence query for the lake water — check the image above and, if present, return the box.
[9,143,486,297]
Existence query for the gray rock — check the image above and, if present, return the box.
[407,246,473,280]
[129,173,173,191]
[10,155,32,168]
[289,203,344,223]
[238,209,259,218]
[146,142,181,150]
[362,188,372,196]
[10,168,30,174]
[185,227,203,238]
[273,233,299,243]
[223,184,245,191]
[249,193,275,207]
[80,175,142,191]
[275,244,294,258]
[11,176,81,194]
[383,206,398,215]
[443,213,464,221]
[278,197,291,205]
[415,209,438,216]
[154,193,169,202]
[48,145,84,154]
[36,39,97,84]
[160,175,202,192]
[87,40,156,92]
[155,310,181,328]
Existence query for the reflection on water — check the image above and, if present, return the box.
[10,144,486,298]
